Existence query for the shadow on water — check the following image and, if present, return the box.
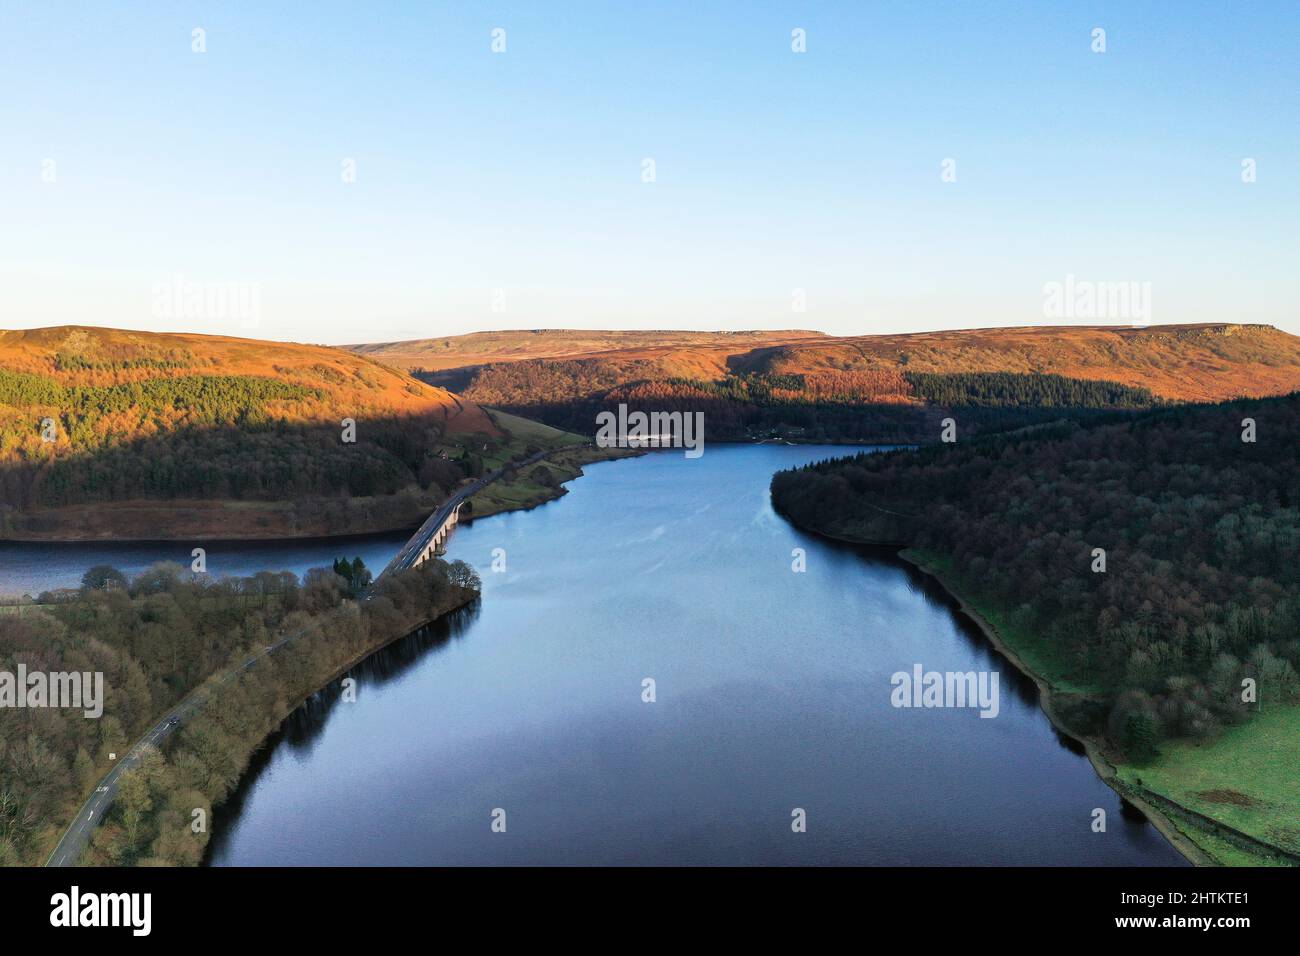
[201,601,480,865]
[277,602,482,758]
[1120,797,1153,824]
[789,531,1175,851]
[806,534,1085,754]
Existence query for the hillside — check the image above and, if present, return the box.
[0,325,494,427]
[347,329,827,374]
[352,324,1300,442]
[744,324,1300,404]
[357,324,1300,404]
[0,327,513,539]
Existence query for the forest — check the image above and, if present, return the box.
[0,557,481,866]
[0,367,482,513]
[770,393,1300,759]
[439,363,1164,443]
[0,327,512,530]
[903,371,1159,408]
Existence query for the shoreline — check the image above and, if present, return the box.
[0,526,419,547]
[766,500,1212,865]
[892,548,1212,867]
[42,582,481,868]
[2,447,635,545]
[41,446,626,866]
[197,593,480,867]
[894,549,1299,867]
[0,437,881,544]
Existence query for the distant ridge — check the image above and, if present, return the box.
[351,323,1300,404]
[348,328,827,374]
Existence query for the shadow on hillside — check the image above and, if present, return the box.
[0,410,505,537]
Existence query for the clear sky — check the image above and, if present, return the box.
[2,1,1297,344]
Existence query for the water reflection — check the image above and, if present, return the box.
[204,603,480,862]
[201,446,1186,866]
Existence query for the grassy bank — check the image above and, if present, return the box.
[901,548,1298,867]
[337,406,638,522]
[468,443,639,518]
[1112,707,1300,866]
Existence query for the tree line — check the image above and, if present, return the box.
[904,371,1159,408]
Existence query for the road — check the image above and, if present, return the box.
[44,627,305,866]
[376,448,552,580]
[46,712,177,866]
[45,446,569,866]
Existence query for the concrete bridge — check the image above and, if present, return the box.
[376,494,468,580]
[376,448,552,582]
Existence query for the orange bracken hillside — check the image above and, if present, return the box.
[0,326,507,541]
[741,324,1300,404]
[348,329,827,378]
[352,323,1300,405]
[0,325,497,434]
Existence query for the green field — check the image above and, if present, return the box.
[1115,706,1300,864]
[468,444,633,518]
[430,406,590,477]
[423,405,633,518]
[485,407,589,448]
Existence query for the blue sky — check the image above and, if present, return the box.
[2,1,1297,343]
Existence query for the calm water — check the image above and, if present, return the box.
[0,532,410,597]
[1,445,1186,865]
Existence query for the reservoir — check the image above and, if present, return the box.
[1,444,1186,865]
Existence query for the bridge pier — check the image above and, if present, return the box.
[412,502,462,569]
